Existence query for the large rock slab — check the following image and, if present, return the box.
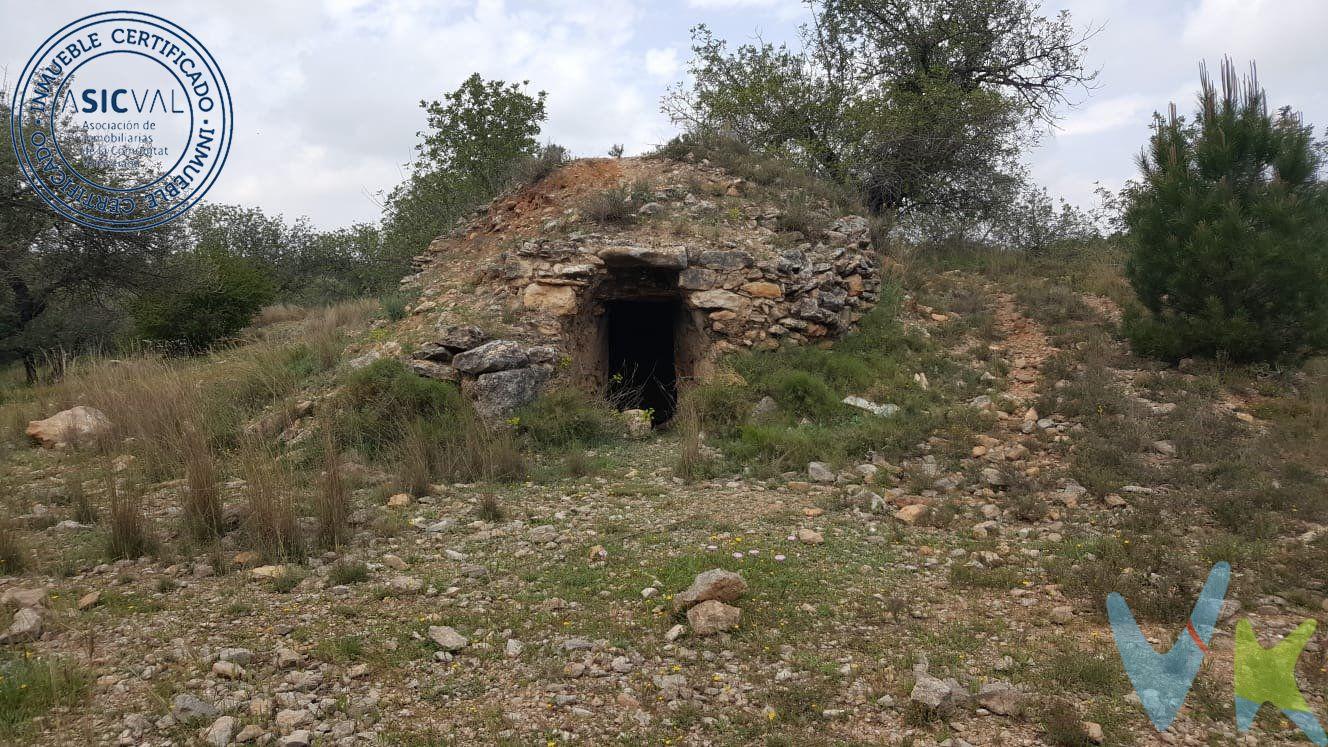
[0,607,41,644]
[673,569,747,612]
[688,290,747,312]
[597,245,687,269]
[523,283,579,315]
[464,366,553,419]
[26,406,112,448]
[436,324,489,351]
[451,340,530,374]
[428,625,469,652]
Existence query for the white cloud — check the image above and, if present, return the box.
[1056,95,1151,137]
[645,47,680,78]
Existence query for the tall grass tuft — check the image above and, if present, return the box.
[182,427,223,541]
[104,473,156,560]
[65,471,97,526]
[239,441,304,562]
[0,653,89,739]
[0,523,30,575]
[674,388,711,481]
[316,432,350,549]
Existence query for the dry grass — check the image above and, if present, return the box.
[316,432,351,549]
[182,427,222,541]
[477,494,505,522]
[104,473,156,560]
[239,441,304,562]
[0,523,30,575]
[66,472,97,526]
[674,389,712,481]
[252,303,309,328]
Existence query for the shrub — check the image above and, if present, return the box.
[582,185,636,224]
[336,359,523,482]
[66,473,97,526]
[133,248,276,351]
[327,559,368,585]
[515,388,621,447]
[512,144,568,185]
[477,494,505,522]
[766,370,838,417]
[1123,60,1328,363]
[379,292,410,321]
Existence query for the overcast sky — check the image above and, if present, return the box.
[4,0,1326,228]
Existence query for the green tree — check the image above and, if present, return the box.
[380,74,548,265]
[131,247,276,351]
[1,94,176,382]
[1123,60,1328,363]
[664,0,1096,218]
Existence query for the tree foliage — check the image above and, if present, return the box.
[381,74,549,267]
[1123,60,1328,363]
[131,247,275,351]
[664,0,1096,219]
[1,94,176,380]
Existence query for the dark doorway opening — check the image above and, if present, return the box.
[606,299,678,424]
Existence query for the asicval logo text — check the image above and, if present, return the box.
[1108,561,1326,744]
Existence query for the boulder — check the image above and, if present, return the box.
[0,587,48,608]
[0,607,42,644]
[523,283,579,316]
[687,600,741,635]
[451,340,531,374]
[807,462,835,483]
[976,682,1026,716]
[842,396,899,417]
[465,366,553,419]
[678,267,717,290]
[411,342,454,362]
[202,715,235,747]
[428,625,469,652]
[673,568,747,611]
[895,505,929,525]
[622,409,652,439]
[436,324,488,351]
[171,694,219,723]
[740,281,782,299]
[910,671,967,711]
[25,406,112,448]
[406,360,459,382]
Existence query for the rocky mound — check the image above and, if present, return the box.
[350,155,883,420]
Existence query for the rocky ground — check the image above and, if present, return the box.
[4,203,1328,745]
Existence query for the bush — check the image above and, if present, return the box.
[515,388,621,447]
[133,249,276,351]
[765,369,838,417]
[581,185,636,224]
[512,144,568,185]
[336,359,523,482]
[1123,60,1328,363]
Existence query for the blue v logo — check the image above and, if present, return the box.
[1107,561,1231,731]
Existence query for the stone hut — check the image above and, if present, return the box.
[377,157,883,424]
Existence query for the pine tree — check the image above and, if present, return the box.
[1123,59,1328,363]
